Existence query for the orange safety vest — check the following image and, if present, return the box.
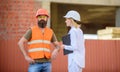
[28,26,53,59]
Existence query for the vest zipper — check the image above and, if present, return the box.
[42,30,46,58]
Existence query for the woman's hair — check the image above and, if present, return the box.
[67,18,82,33]
[71,19,81,28]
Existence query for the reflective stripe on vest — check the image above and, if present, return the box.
[28,48,50,52]
[28,40,50,45]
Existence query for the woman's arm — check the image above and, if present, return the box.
[64,30,77,51]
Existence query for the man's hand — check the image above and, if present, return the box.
[51,48,59,60]
[25,56,35,64]
[60,44,65,49]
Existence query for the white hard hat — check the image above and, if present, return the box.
[64,10,81,21]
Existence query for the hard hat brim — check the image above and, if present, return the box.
[63,16,73,19]
[63,16,80,21]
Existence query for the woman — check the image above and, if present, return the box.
[62,10,85,72]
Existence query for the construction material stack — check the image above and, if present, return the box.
[97,27,120,40]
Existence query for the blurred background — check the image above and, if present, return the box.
[0,0,120,72]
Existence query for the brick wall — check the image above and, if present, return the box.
[0,0,38,40]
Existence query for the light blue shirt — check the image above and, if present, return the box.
[64,27,85,68]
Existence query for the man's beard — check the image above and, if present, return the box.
[38,20,47,28]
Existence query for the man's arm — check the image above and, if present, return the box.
[53,41,61,52]
[51,33,61,60]
[18,29,35,63]
[51,32,61,51]
[18,37,28,58]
